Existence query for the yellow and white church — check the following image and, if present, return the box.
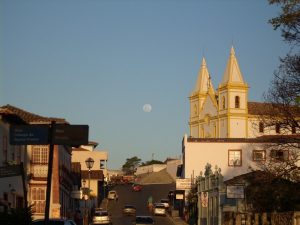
[189,46,277,139]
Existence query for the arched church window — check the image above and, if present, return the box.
[235,96,240,108]
[222,96,225,109]
[194,104,197,115]
[259,122,264,133]
[276,123,280,134]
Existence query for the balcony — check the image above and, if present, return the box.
[31,164,48,178]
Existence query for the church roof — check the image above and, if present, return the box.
[0,104,67,124]
[221,46,246,85]
[248,101,300,116]
[191,57,215,96]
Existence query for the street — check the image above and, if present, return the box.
[106,183,175,225]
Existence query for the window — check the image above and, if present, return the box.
[228,150,242,166]
[194,104,197,115]
[259,122,264,133]
[222,96,226,109]
[32,146,48,164]
[31,187,45,213]
[292,125,296,134]
[275,123,280,134]
[3,136,7,162]
[235,96,240,108]
[252,150,266,161]
[270,150,288,161]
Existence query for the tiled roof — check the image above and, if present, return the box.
[248,101,300,116]
[187,135,300,143]
[0,104,67,124]
[72,147,90,152]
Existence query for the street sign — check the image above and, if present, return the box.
[176,178,192,190]
[0,165,22,178]
[226,185,245,199]
[9,125,49,145]
[52,124,89,146]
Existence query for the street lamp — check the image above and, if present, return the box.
[85,157,94,194]
[85,157,94,225]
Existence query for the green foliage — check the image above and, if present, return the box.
[140,159,164,166]
[204,163,212,176]
[0,205,33,225]
[245,172,300,212]
[122,156,141,175]
[268,0,300,44]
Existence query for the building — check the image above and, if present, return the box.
[180,47,300,225]
[71,144,107,209]
[188,46,298,139]
[0,104,78,219]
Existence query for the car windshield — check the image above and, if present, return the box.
[161,199,169,203]
[135,217,153,223]
[94,211,108,216]
[125,205,135,208]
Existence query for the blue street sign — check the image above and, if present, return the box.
[9,125,49,145]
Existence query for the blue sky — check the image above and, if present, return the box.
[1,0,287,169]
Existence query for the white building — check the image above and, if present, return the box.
[71,144,108,208]
[180,47,300,224]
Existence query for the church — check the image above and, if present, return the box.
[189,46,284,139]
[180,47,300,225]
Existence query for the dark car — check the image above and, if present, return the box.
[32,219,77,225]
[132,216,154,225]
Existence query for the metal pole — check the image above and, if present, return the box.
[87,168,91,225]
[44,121,55,225]
[20,162,30,225]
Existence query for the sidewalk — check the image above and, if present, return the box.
[167,210,189,225]
[167,214,189,225]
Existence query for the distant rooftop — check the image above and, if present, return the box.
[0,104,67,124]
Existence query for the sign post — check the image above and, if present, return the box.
[9,122,89,225]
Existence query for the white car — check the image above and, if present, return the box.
[160,199,170,209]
[153,203,166,216]
[92,210,112,225]
[107,190,118,200]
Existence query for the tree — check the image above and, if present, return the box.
[269,0,300,44]
[121,156,141,175]
[254,0,300,182]
[245,171,300,212]
[140,159,164,166]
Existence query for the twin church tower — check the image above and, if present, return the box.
[189,46,251,138]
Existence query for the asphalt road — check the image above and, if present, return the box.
[106,183,175,225]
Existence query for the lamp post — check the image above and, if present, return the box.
[85,157,94,193]
[85,157,94,225]
[82,179,87,214]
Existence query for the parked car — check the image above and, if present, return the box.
[153,203,166,216]
[107,190,118,200]
[160,199,170,209]
[132,184,142,192]
[92,210,112,225]
[123,204,136,216]
[32,219,77,225]
[132,216,155,225]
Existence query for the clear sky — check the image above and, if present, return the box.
[1,0,288,169]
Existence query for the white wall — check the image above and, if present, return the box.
[135,164,167,175]
[182,134,281,181]
[166,159,181,180]
[72,150,108,178]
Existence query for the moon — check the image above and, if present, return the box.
[143,104,152,112]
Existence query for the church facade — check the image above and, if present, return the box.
[189,47,284,139]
